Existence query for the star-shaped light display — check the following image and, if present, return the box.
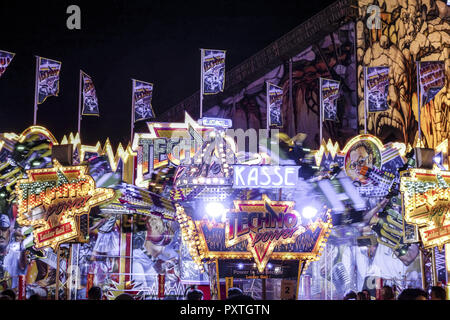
[15,160,115,250]
[400,168,450,249]
[225,195,306,272]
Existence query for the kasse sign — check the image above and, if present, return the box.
[233,165,299,188]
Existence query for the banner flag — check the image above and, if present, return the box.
[37,57,61,104]
[266,81,283,127]
[320,78,340,121]
[418,61,445,105]
[81,71,99,116]
[133,79,155,122]
[366,66,389,112]
[201,49,226,95]
[0,50,15,78]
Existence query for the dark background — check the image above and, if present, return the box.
[0,0,336,147]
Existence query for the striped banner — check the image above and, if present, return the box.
[133,79,155,122]
[201,49,226,95]
[366,66,389,112]
[320,78,340,121]
[0,50,15,78]
[266,82,283,127]
[81,71,99,116]
[37,57,61,104]
[418,61,445,105]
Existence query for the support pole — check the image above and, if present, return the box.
[78,71,83,137]
[416,62,422,144]
[324,244,327,300]
[200,49,204,119]
[330,251,333,300]
[364,67,368,134]
[131,79,136,143]
[431,247,438,286]
[68,243,80,300]
[33,56,39,125]
[445,244,450,299]
[55,245,61,300]
[420,247,426,290]
[266,81,270,138]
[289,58,293,135]
[262,278,267,300]
[319,78,323,145]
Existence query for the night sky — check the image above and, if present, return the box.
[0,0,336,148]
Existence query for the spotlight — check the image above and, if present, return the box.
[302,206,318,219]
[238,263,244,270]
[433,155,442,164]
[205,202,226,218]
[267,263,273,270]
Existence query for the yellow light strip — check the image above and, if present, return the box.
[314,139,342,167]
[176,193,333,274]
[60,133,136,183]
[17,126,58,145]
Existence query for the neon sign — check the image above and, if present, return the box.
[225,195,306,272]
[400,168,450,249]
[15,160,115,249]
[232,165,299,189]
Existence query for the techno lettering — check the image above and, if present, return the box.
[225,195,305,272]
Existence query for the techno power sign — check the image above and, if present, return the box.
[400,168,450,249]
[15,160,115,250]
[225,195,305,272]
[232,165,299,188]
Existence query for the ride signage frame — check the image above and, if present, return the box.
[400,168,450,249]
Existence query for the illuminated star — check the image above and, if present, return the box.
[225,195,305,273]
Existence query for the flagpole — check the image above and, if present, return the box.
[289,58,293,132]
[200,49,204,120]
[266,81,270,138]
[78,71,82,136]
[364,67,368,134]
[416,61,422,144]
[319,77,323,145]
[131,79,135,143]
[33,56,39,125]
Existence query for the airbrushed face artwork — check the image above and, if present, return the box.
[345,140,381,184]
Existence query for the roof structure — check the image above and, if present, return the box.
[158,0,358,122]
